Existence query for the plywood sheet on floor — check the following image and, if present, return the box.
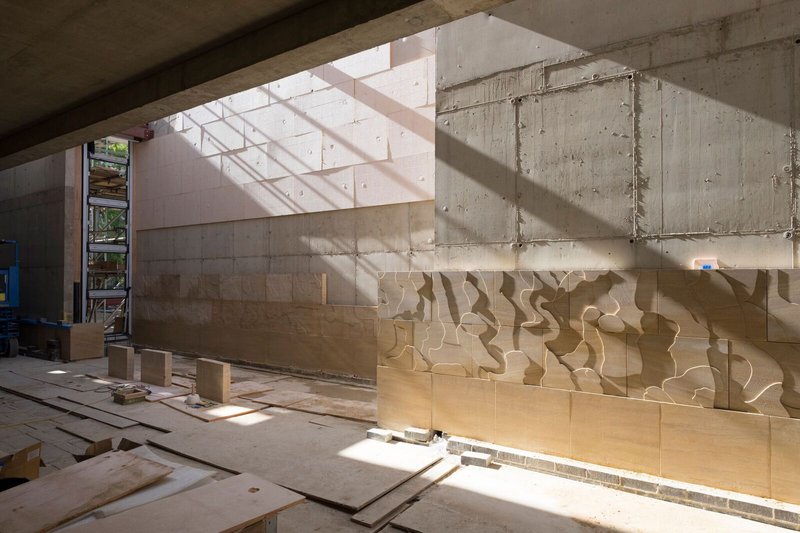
[270,376,377,403]
[14,366,115,391]
[162,396,265,422]
[0,450,172,533]
[61,473,303,533]
[52,389,207,433]
[247,389,316,407]
[289,395,377,423]
[170,356,288,384]
[280,501,373,533]
[229,380,274,397]
[148,408,440,511]
[58,418,166,446]
[390,465,783,533]
[45,398,139,428]
[351,458,458,527]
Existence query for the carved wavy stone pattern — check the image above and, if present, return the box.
[657,269,767,340]
[628,335,728,408]
[377,269,800,418]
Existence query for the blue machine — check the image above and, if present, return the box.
[0,240,20,357]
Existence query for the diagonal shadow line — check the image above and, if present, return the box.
[260,86,433,200]
[490,5,794,129]
[319,64,435,144]
[437,124,772,345]
[182,103,306,215]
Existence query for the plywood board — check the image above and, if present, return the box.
[146,383,194,402]
[246,389,316,407]
[58,419,166,446]
[390,464,775,533]
[162,396,265,422]
[229,380,274,398]
[288,395,377,423]
[0,450,172,533]
[15,366,115,391]
[149,408,440,511]
[281,500,382,533]
[47,397,139,429]
[61,473,303,533]
[51,390,206,433]
[351,458,457,527]
[57,418,120,442]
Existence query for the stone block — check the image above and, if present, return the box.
[404,427,432,442]
[140,349,172,387]
[430,271,495,326]
[377,366,431,432]
[292,273,326,304]
[729,340,800,418]
[265,274,293,303]
[771,416,800,505]
[494,382,570,457]
[627,335,728,408]
[657,269,767,341]
[570,392,661,476]
[480,326,544,385]
[378,271,432,321]
[107,345,134,380]
[366,428,393,443]
[542,328,627,396]
[196,358,231,403]
[494,270,569,329]
[567,270,658,334]
[461,451,492,468]
[431,374,495,443]
[660,404,770,497]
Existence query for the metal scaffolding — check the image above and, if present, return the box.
[81,138,132,341]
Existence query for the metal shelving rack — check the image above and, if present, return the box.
[81,138,132,341]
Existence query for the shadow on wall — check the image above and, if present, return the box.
[135,50,438,306]
[434,0,799,270]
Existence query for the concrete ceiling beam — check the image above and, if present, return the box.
[0,0,508,170]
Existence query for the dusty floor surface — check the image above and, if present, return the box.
[0,354,789,532]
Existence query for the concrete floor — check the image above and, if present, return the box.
[0,354,789,532]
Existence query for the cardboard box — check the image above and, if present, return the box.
[0,442,44,480]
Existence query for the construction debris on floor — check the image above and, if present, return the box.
[0,352,790,532]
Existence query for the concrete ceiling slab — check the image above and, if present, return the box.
[0,0,509,170]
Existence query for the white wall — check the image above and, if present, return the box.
[135,30,435,229]
[134,29,437,305]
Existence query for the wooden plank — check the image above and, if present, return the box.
[289,395,377,423]
[351,458,458,527]
[229,380,274,398]
[15,366,114,391]
[57,418,118,442]
[50,390,207,433]
[47,397,139,429]
[148,408,441,511]
[161,396,265,422]
[58,419,166,446]
[246,389,316,407]
[0,450,172,533]
[60,473,304,533]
